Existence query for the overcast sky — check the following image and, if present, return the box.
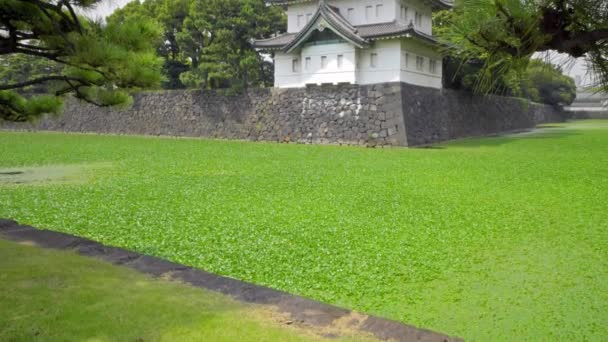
[84,0,133,20]
[89,0,593,87]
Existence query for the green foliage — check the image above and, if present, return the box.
[108,0,285,90]
[0,54,64,94]
[435,6,538,94]
[178,0,285,90]
[0,0,164,122]
[2,121,608,340]
[437,0,608,93]
[107,0,188,89]
[68,17,164,89]
[442,53,577,106]
[518,60,577,106]
[0,91,63,122]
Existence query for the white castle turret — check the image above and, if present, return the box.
[253,0,452,88]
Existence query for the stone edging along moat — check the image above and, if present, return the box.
[0,219,462,342]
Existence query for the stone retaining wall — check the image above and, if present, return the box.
[3,83,564,147]
[400,83,564,146]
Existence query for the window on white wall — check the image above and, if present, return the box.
[321,56,328,69]
[306,13,312,23]
[429,59,437,74]
[305,57,311,71]
[404,52,410,68]
[415,12,422,27]
[297,15,304,27]
[370,53,378,68]
[401,6,408,21]
[337,55,344,69]
[416,56,424,71]
[292,58,300,73]
[347,8,354,20]
[375,4,383,17]
[365,6,373,21]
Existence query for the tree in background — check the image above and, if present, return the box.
[108,0,285,90]
[0,0,164,122]
[0,54,64,94]
[442,56,577,106]
[178,0,284,90]
[518,60,576,106]
[437,0,607,92]
[108,0,191,89]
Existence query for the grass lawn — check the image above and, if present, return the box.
[0,240,374,342]
[1,120,607,340]
[0,239,364,341]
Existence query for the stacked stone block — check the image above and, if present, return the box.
[3,83,563,147]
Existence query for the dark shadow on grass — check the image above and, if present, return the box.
[536,124,564,129]
[444,127,581,148]
[413,145,447,150]
[0,171,24,176]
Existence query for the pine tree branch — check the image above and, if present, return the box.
[13,47,61,59]
[0,76,91,91]
[6,42,110,80]
[0,98,28,122]
[16,43,57,51]
[61,0,83,33]
[552,29,608,51]
[18,0,76,31]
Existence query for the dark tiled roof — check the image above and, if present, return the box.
[253,21,437,50]
[430,0,454,9]
[357,22,437,43]
[252,33,298,49]
[254,0,441,50]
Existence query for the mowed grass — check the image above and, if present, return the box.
[0,239,326,341]
[1,120,607,340]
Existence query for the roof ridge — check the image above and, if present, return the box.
[254,32,297,42]
[354,20,404,29]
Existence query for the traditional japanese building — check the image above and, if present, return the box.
[253,0,452,88]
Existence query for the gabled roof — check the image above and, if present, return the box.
[252,21,438,51]
[282,0,369,53]
[253,0,443,51]
[267,0,453,11]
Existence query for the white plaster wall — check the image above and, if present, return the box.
[274,52,302,88]
[397,0,433,35]
[357,40,402,85]
[275,43,357,87]
[329,0,397,26]
[287,0,398,33]
[274,39,443,89]
[301,43,357,85]
[286,0,432,34]
[286,3,318,33]
[399,39,442,88]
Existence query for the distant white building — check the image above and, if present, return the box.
[253,0,451,89]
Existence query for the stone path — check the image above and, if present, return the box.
[0,218,462,342]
